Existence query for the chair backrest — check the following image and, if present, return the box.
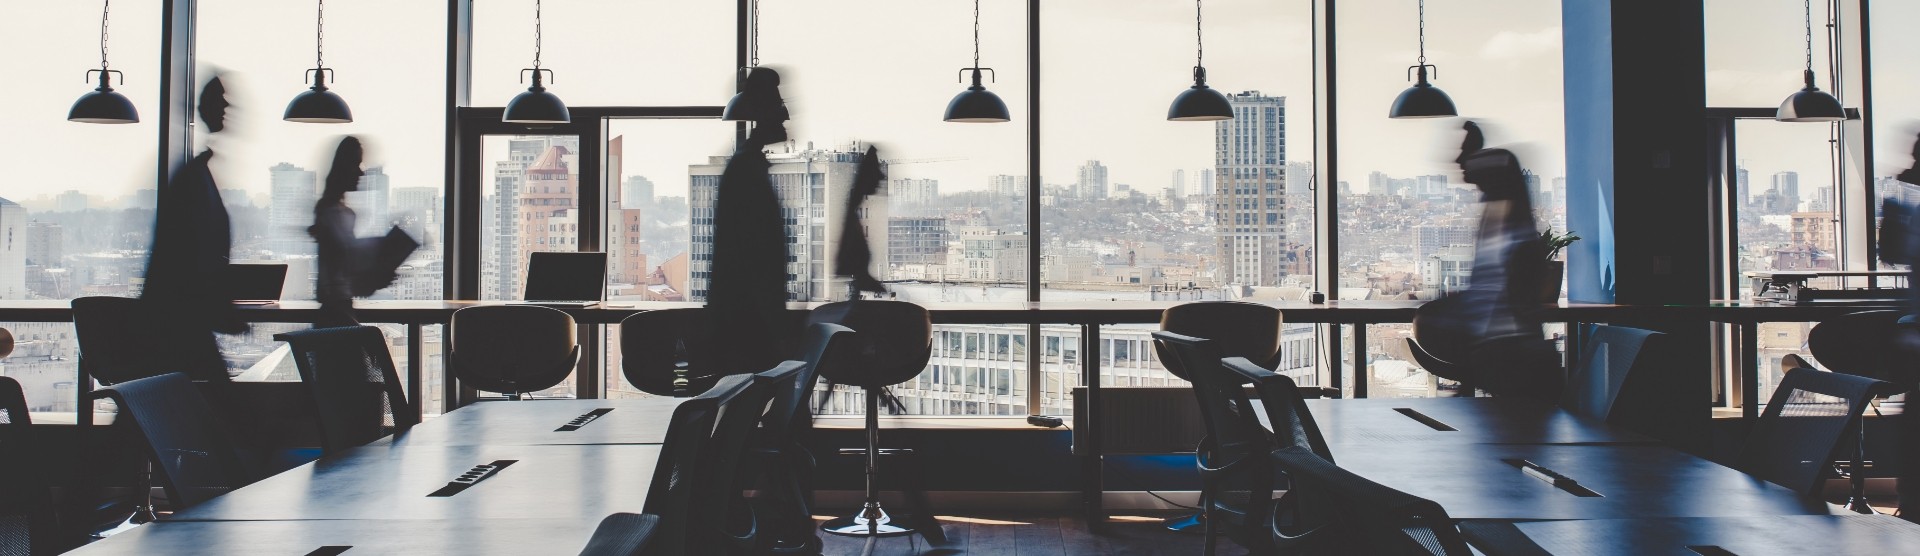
[1808,310,1913,387]
[1270,446,1473,556]
[1740,366,1890,496]
[1158,302,1284,379]
[577,512,661,556]
[806,300,931,389]
[1409,295,1474,374]
[273,326,417,454]
[642,364,794,554]
[1562,324,1700,444]
[763,323,852,442]
[1221,357,1332,462]
[619,308,724,397]
[1155,331,1275,544]
[94,373,254,510]
[0,376,58,556]
[450,305,580,397]
[72,296,165,386]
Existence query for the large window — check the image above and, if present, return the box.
[0,1,162,419]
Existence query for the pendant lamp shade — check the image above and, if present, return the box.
[504,70,570,124]
[1777,0,1844,122]
[945,68,1010,123]
[72,1,137,124]
[503,0,568,124]
[1389,66,1457,119]
[722,67,787,122]
[285,71,352,123]
[70,71,138,124]
[1168,67,1233,121]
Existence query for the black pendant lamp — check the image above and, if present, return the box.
[945,0,1009,123]
[1168,0,1233,121]
[284,0,352,123]
[69,0,138,124]
[723,1,779,122]
[503,0,569,124]
[1388,0,1457,119]
[1777,0,1845,122]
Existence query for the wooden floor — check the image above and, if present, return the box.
[812,513,1251,556]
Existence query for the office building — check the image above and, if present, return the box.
[348,166,391,238]
[268,163,318,257]
[687,144,889,302]
[1075,160,1108,200]
[1213,91,1287,287]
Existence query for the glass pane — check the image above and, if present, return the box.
[2,2,163,414]
[1705,0,1836,107]
[1871,0,1919,278]
[473,0,734,107]
[1335,0,1565,299]
[481,134,581,399]
[1734,121,1840,279]
[603,119,731,399]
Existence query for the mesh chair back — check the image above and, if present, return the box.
[72,297,167,385]
[94,373,253,510]
[1561,325,1666,426]
[0,376,57,556]
[1157,302,1283,380]
[1221,357,1332,462]
[1270,446,1472,556]
[764,323,852,442]
[1409,296,1474,381]
[1740,366,1889,496]
[273,326,417,454]
[641,365,792,554]
[577,512,661,556]
[1808,310,1914,387]
[806,300,931,389]
[620,309,724,397]
[450,305,580,396]
[1154,332,1274,547]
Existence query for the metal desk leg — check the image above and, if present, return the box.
[1080,323,1105,526]
[1738,322,1759,419]
[1327,324,1344,397]
[1352,324,1369,399]
[407,323,424,423]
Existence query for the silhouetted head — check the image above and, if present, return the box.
[198,77,229,133]
[1456,121,1527,201]
[320,136,365,205]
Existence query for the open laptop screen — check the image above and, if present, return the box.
[225,263,289,302]
[523,252,608,302]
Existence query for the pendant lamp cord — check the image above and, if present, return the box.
[532,0,544,70]
[973,0,981,69]
[1194,0,1205,68]
[750,0,760,66]
[1417,0,1427,66]
[98,0,111,71]
[315,0,325,70]
[1802,0,1813,73]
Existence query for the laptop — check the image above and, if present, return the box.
[226,263,289,305]
[518,251,608,308]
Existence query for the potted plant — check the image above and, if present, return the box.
[1540,227,1581,302]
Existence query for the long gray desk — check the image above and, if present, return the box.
[166,443,660,521]
[67,518,600,555]
[1297,397,1656,446]
[1491,514,1920,555]
[382,398,684,447]
[1329,442,1835,520]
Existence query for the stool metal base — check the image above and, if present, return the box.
[823,502,916,537]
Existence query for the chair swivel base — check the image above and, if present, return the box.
[823,502,917,537]
[1163,511,1204,532]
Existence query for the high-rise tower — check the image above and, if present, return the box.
[1213,91,1287,286]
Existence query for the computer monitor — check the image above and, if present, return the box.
[522,251,608,303]
[225,263,289,303]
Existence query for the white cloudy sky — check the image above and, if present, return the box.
[2,0,1915,206]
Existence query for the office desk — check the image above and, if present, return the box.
[383,398,684,447]
[67,518,599,555]
[1298,397,1656,446]
[1490,514,1920,556]
[167,443,660,521]
[1330,443,1834,520]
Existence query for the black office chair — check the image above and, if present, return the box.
[1269,446,1478,556]
[1,376,70,555]
[1158,302,1285,379]
[1223,357,1332,462]
[93,373,257,511]
[1804,310,1917,513]
[1739,367,1891,498]
[578,512,662,556]
[1405,295,1474,386]
[72,297,169,385]
[619,309,725,397]
[755,323,853,554]
[449,305,581,401]
[638,364,798,556]
[273,326,419,454]
[1153,331,1280,556]
[1561,324,1678,440]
